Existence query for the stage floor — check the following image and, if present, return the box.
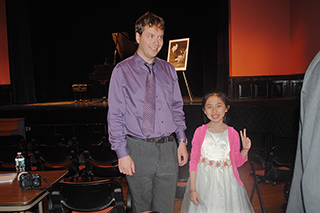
[0,95,299,111]
[0,97,202,109]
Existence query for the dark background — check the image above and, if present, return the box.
[6,0,229,103]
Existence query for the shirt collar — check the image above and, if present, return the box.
[133,52,159,70]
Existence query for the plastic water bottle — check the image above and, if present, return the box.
[15,152,25,173]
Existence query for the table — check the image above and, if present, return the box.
[0,170,68,212]
[0,118,25,138]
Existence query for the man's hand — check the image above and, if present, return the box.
[118,155,135,176]
[177,143,189,166]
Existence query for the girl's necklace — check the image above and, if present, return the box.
[210,130,224,146]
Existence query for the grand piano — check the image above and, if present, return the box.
[89,32,137,100]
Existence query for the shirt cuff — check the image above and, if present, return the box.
[115,146,130,159]
[175,130,186,140]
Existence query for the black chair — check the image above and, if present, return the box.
[72,132,107,152]
[0,134,30,171]
[176,161,189,199]
[49,179,125,213]
[33,144,80,181]
[249,144,296,213]
[82,142,130,212]
[70,132,107,163]
[29,133,69,163]
[29,133,68,152]
[83,142,123,182]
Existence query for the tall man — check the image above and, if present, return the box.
[107,12,188,213]
[286,51,320,212]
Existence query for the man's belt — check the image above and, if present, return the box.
[127,134,175,143]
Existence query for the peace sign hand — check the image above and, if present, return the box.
[240,128,251,150]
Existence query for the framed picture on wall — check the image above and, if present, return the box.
[167,38,190,71]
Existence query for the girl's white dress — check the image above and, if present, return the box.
[180,129,254,213]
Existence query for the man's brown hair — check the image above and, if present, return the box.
[135,12,165,35]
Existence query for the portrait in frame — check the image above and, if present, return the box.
[167,38,190,71]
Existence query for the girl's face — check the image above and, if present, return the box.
[203,94,229,124]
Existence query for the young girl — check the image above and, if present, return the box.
[181,91,254,213]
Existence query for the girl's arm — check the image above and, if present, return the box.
[189,127,202,171]
[241,149,249,159]
[229,127,248,167]
[189,171,201,205]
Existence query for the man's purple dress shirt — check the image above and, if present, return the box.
[107,52,187,159]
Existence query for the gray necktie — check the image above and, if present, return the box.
[141,63,156,138]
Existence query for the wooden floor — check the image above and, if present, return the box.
[175,161,287,213]
[237,162,287,213]
[40,161,287,213]
[120,161,287,213]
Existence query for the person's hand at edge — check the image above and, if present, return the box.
[118,155,135,176]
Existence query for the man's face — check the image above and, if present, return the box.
[136,25,164,64]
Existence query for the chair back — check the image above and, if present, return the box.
[35,144,73,163]
[84,142,123,181]
[0,134,26,146]
[33,144,79,180]
[73,132,107,151]
[264,144,296,183]
[272,145,296,168]
[33,133,66,146]
[50,180,125,213]
[249,144,297,212]
[89,142,118,163]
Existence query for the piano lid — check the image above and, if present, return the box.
[90,32,137,84]
[112,32,137,63]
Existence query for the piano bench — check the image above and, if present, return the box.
[72,84,92,103]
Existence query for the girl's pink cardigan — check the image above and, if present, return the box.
[189,123,248,186]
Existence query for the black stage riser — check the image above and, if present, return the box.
[0,101,299,149]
